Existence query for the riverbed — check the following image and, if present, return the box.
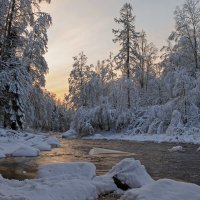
[0,139,199,184]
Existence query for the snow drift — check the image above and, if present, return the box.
[121,179,200,200]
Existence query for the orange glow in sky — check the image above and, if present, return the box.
[41,0,185,100]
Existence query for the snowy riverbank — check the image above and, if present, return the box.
[63,129,200,144]
[0,128,200,199]
[0,128,60,159]
[0,158,200,200]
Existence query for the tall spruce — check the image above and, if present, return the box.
[113,3,139,109]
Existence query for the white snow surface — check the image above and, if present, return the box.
[0,162,117,200]
[0,157,200,200]
[107,158,154,188]
[121,179,200,200]
[33,142,52,151]
[11,146,40,157]
[0,128,60,158]
[85,131,200,144]
[46,137,61,147]
[37,162,96,179]
[62,129,77,139]
[0,176,99,200]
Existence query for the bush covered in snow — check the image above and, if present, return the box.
[70,105,136,136]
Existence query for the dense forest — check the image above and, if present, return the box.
[66,0,200,137]
[1,0,200,138]
[0,0,70,132]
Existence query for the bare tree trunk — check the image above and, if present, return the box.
[126,23,131,109]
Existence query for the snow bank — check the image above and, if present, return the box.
[107,158,154,189]
[11,146,40,157]
[37,162,96,179]
[0,128,60,159]
[62,129,77,139]
[0,176,99,200]
[0,162,118,200]
[121,179,200,200]
[92,175,117,195]
[86,131,200,144]
[1,158,200,200]
[33,142,51,151]
[46,137,60,147]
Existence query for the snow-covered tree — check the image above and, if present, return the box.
[66,52,95,109]
[113,3,140,109]
[0,0,51,130]
[169,0,200,72]
[135,31,158,91]
[23,12,52,88]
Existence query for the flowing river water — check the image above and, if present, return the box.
[0,139,200,199]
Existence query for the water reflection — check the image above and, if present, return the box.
[0,139,199,185]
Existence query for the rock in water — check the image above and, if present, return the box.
[107,158,154,189]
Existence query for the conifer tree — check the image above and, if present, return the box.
[113,3,139,108]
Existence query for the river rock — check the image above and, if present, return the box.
[33,142,51,151]
[62,129,77,139]
[107,158,154,189]
[11,146,40,157]
[46,138,60,148]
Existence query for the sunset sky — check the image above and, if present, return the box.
[41,0,185,100]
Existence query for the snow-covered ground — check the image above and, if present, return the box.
[0,158,200,200]
[1,128,200,199]
[0,161,117,200]
[83,131,200,144]
[0,128,60,158]
[121,179,200,200]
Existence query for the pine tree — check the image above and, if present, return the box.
[113,3,140,109]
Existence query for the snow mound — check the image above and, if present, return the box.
[11,146,40,157]
[89,148,133,155]
[0,128,61,158]
[0,177,98,200]
[46,137,60,147]
[0,162,118,200]
[33,142,51,151]
[168,146,184,152]
[107,158,154,189]
[62,129,77,139]
[121,179,200,200]
[37,162,96,179]
[92,175,117,195]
